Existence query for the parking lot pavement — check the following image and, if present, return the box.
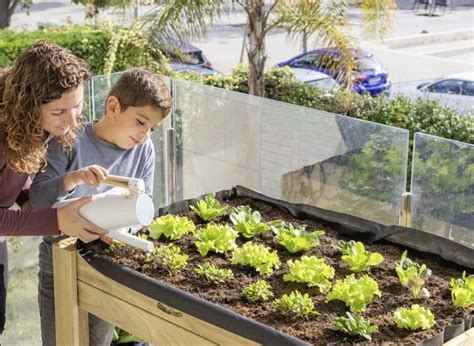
[9,0,474,84]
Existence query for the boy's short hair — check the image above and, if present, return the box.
[108,68,172,117]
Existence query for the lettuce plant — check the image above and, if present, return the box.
[194,263,233,284]
[105,240,126,253]
[190,193,228,222]
[395,250,431,299]
[148,244,189,275]
[393,304,436,330]
[273,290,319,318]
[148,214,196,240]
[242,279,274,302]
[327,274,381,312]
[283,255,335,293]
[194,224,238,256]
[272,222,324,254]
[334,240,384,272]
[231,241,281,275]
[331,312,378,341]
[450,271,474,308]
[229,205,270,238]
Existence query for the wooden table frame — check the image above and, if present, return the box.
[53,238,473,345]
[52,238,257,345]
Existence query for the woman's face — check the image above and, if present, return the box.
[39,84,84,137]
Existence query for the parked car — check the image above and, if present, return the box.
[158,39,220,76]
[277,48,391,96]
[289,67,339,91]
[393,72,474,116]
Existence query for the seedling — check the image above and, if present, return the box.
[229,205,270,238]
[231,241,281,275]
[190,193,228,222]
[147,244,189,275]
[149,214,196,240]
[194,224,238,256]
[393,304,435,331]
[450,271,474,308]
[395,250,431,299]
[327,274,381,312]
[333,240,384,272]
[272,222,324,254]
[242,280,274,302]
[331,312,378,341]
[283,255,335,293]
[195,263,233,284]
[273,290,319,318]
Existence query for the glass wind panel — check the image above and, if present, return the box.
[411,133,473,249]
[173,80,263,200]
[173,78,409,225]
[262,98,409,225]
[89,72,172,207]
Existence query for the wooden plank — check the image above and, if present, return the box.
[77,254,258,345]
[444,328,474,346]
[78,281,215,345]
[53,238,89,345]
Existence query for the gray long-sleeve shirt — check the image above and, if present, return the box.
[30,122,155,244]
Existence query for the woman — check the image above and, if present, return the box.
[0,41,107,333]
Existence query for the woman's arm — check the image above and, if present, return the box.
[0,207,58,236]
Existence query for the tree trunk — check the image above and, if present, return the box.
[302,29,308,53]
[0,0,18,29]
[246,0,267,97]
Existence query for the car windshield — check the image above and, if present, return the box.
[355,57,384,73]
[307,77,339,89]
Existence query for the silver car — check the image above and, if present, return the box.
[394,72,474,116]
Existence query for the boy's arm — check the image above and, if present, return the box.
[142,141,155,197]
[30,139,72,208]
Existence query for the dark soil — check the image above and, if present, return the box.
[95,197,473,345]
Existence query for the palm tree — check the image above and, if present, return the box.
[141,0,396,97]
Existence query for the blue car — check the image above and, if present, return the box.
[277,48,391,96]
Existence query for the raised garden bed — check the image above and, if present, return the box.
[59,186,473,345]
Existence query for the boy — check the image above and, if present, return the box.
[30,68,172,345]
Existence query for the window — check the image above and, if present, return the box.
[292,54,319,68]
[461,81,474,96]
[427,80,463,95]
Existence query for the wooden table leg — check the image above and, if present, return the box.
[53,238,89,345]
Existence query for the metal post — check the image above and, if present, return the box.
[165,128,177,205]
[399,192,413,228]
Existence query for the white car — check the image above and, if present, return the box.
[289,67,339,91]
[394,72,474,116]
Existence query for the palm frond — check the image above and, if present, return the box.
[361,0,397,40]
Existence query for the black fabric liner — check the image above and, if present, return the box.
[78,185,474,346]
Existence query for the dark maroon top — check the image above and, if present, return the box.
[0,128,59,236]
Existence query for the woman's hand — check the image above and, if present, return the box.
[57,196,107,243]
[63,165,109,192]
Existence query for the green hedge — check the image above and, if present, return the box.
[180,66,474,145]
[0,25,165,74]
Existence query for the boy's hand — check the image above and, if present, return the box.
[57,196,108,243]
[63,165,109,192]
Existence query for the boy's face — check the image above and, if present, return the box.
[107,96,165,149]
[40,84,84,137]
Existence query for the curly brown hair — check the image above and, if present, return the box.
[0,41,91,174]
